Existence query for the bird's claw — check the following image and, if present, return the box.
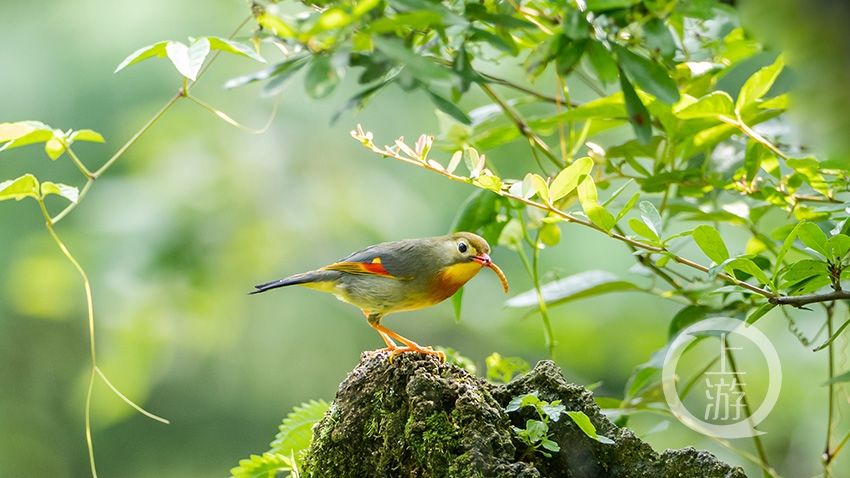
[380,345,446,363]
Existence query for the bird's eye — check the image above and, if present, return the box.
[458,242,468,254]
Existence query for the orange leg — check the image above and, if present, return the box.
[366,314,445,362]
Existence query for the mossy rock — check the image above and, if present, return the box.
[305,353,745,478]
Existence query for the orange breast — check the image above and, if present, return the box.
[429,262,483,303]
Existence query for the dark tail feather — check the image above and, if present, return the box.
[249,271,334,295]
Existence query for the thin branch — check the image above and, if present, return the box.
[823,303,836,472]
[93,91,183,179]
[479,72,577,106]
[479,82,563,169]
[770,291,850,307]
[724,334,772,475]
[352,128,779,300]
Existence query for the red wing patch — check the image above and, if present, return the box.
[321,258,397,278]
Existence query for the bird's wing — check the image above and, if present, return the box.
[321,240,419,279]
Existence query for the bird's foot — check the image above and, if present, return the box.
[380,345,446,363]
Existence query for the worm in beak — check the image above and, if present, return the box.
[473,253,509,293]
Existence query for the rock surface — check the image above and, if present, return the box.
[305,352,746,478]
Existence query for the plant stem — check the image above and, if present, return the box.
[479,82,563,169]
[356,133,780,301]
[65,146,95,178]
[823,304,836,473]
[723,334,772,476]
[93,91,183,179]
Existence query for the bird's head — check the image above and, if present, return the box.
[431,232,508,293]
[447,231,492,266]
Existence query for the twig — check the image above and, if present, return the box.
[479,82,563,169]
[353,129,782,301]
[723,334,773,476]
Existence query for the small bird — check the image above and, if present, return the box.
[251,232,508,361]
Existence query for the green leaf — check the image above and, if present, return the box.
[616,193,640,222]
[613,44,679,103]
[256,11,296,38]
[305,56,340,99]
[550,157,593,201]
[230,452,292,478]
[643,18,675,60]
[0,121,53,151]
[270,400,329,460]
[823,370,850,386]
[638,200,662,237]
[628,217,659,242]
[555,38,588,75]
[70,129,105,143]
[746,302,776,325]
[541,438,561,452]
[451,288,463,323]
[797,222,828,257]
[506,392,540,412]
[774,222,804,284]
[41,181,79,203]
[587,41,618,85]
[44,136,65,160]
[166,38,210,81]
[427,90,471,125]
[372,36,451,80]
[578,177,616,231]
[618,69,652,144]
[506,270,640,308]
[673,91,734,119]
[566,411,614,444]
[207,37,265,63]
[0,174,39,201]
[586,0,640,10]
[486,353,530,384]
[724,257,771,285]
[527,173,550,204]
[668,305,710,338]
[736,55,784,110]
[692,225,729,263]
[114,41,169,73]
[827,234,850,262]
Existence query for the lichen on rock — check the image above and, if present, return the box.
[305,352,745,478]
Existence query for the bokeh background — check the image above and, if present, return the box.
[1,0,849,477]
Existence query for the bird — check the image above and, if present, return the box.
[250,232,508,361]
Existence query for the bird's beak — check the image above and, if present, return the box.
[472,253,492,266]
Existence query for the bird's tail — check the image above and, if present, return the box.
[249,270,337,295]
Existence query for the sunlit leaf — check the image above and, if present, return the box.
[114,41,168,73]
[41,181,79,203]
[673,91,734,119]
[70,129,105,143]
[550,157,593,201]
[692,225,729,263]
[166,38,210,81]
[0,174,39,201]
[207,36,265,63]
[736,55,784,110]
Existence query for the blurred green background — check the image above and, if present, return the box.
[1,1,848,477]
